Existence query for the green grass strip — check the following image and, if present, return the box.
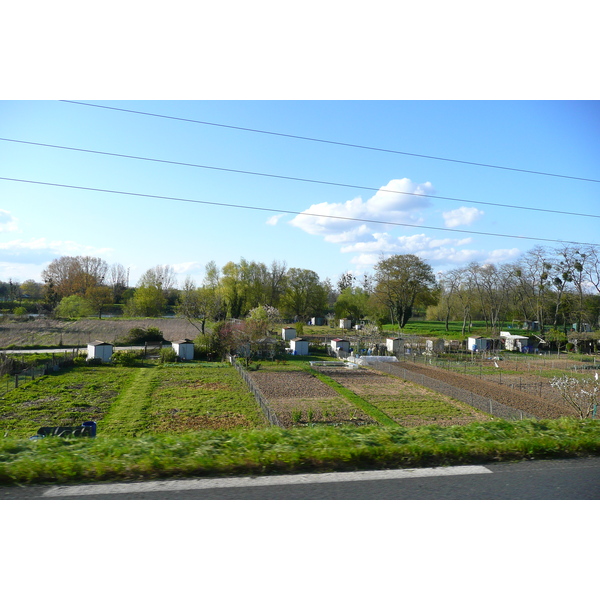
[305,367,398,426]
[0,418,598,486]
[100,367,160,436]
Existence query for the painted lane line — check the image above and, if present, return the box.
[43,465,492,497]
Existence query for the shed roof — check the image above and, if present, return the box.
[88,340,112,346]
[173,339,194,344]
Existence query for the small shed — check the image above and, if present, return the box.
[290,337,309,356]
[87,340,113,363]
[282,327,297,341]
[310,317,325,326]
[501,332,537,353]
[426,338,445,353]
[331,338,351,354]
[386,337,404,354]
[339,318,352,329]
[173,339,194,360]
[468,336,490,352]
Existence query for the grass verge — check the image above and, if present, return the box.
[1,418,597,486]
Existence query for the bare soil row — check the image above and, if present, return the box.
[248,370,376,427]
[386,361,577,419]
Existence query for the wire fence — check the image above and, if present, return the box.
[370,360,536,420]
[231,358,282,427]
[394,352,599,400]
[0,350,82,396]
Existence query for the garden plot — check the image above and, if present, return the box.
[248,370,376,427]
[387,360,577,419]
[315,366,490,427]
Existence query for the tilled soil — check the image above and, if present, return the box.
[247,369,376,427]
[382,361,577,419]
[316,366,491,427]
[249,370,339,399]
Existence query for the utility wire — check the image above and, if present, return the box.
[60,100,600,184]
[1,175,599,248]
[1,137,599,221]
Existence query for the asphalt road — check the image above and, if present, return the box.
[2,456,599,500]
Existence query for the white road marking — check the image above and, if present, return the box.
[42,465,492,497]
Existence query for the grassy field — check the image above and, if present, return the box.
[0,366,136,438]
[0,362,267,439]
[0,418,598,485]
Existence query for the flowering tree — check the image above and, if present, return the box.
[550,374,600,419]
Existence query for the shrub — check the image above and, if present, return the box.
[159,348,178,364]
[55,295,92,318]
[13,307,27,316]
[111,350,142,367]
[116,326,164,345]
[86,358,104,366]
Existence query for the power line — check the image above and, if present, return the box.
[1,137,599,221]
[2,175,599,248]
[60,100,600,184]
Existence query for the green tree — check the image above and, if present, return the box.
[125,265,175,317]
[55,295,92,318]
[373,254,436,329]
[280,268,328,320]
[334,286,370,322]
[176,277,222,335]
[85,285,113,319]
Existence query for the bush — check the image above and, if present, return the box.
[86,358,104,366]
[111,350,142,367]
[159,348,178,364]
[13,307,27,316]
[116,326,164,345]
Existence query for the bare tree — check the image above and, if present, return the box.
[550,374,600,419]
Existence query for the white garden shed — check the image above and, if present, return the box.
[87,340,113,363]
[173,339,194,360]
[331,338,350,355]
[339,319,352,329]
[426,338,445,353]
[290,337,309,355]
[282,327,297,341]
[468,336,491,352]
[386,337,404,354]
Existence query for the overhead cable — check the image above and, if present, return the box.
[1,175,599,248]
[1,137,598,220]
[59,100,600,184]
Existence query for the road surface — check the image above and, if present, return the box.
[2,456,599,500]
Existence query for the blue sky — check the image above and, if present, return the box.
[1,3,598,289]
[1,100,598,287]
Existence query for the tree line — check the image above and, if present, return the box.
[4,244,600,336]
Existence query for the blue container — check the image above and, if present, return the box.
[82,421,97,438]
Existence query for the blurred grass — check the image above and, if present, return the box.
[0,418,598,486]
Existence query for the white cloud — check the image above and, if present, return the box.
[0,210,18,232]
[482,248,522,264]
[290,178,434,243]
[172,261,203,275]
[442,206,484,228]
[343,233,521,274]
[266,214,284,226]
